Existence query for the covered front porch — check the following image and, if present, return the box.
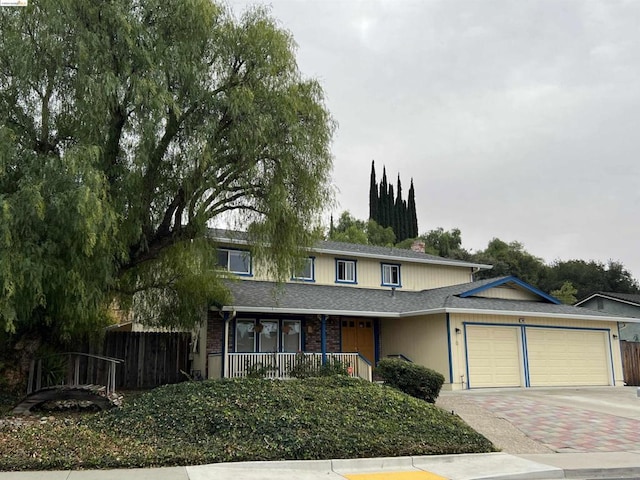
[208,351,372,380]
[203,311,375,381]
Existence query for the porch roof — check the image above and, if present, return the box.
[221,278,640,323]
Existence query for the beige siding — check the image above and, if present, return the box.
[379,314,449,381]
[310,253,473,291]
[401,263,473,290]
[473,286,540,301]
[215,240,475,290]
[448,313,623,389]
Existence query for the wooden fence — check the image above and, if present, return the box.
[102,332,191,389]
[621,341,640,386]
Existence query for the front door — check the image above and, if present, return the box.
[341,317,375,364]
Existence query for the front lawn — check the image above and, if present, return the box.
[0,376,495,471]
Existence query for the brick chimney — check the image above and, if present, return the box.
[411,240,425,253]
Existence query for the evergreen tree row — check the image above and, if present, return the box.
[369,161,418,242]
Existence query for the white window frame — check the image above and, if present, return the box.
[281,320,302,352]
[292,257,315,282]
[235,319,256,352]
[381,263,401,287]
[217,248,251,275]
[258,320,279,352]
[336,258,357,284]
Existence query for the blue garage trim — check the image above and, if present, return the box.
[608,330,616,385]
[463,323,471,389]
[463,321,615,389]
[521,327,530,387]
[463,321,610,332]
[446,313,454,384]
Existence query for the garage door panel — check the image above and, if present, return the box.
[527,328,609,387]
[466,326,522,388]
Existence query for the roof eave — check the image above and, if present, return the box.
[208,231,492,271]
[441,307,640,323]
[220,305,401,318]
[309,247,492,270]
[575,293,640,308]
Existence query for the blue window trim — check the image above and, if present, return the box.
[335,258,357,284]
[291,256,316,282]
[380,262,402,288]
[462,321,613,389]
[217,247,253,277]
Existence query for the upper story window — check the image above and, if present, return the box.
[381,263,401,287]
[217,248,251,275]
[292,257,315,282]
[335,258,357,284]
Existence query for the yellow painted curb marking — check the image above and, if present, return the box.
[343,471,448,480]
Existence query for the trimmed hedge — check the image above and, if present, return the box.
[376,358,445,403]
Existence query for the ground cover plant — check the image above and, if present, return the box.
[0,377,494,471]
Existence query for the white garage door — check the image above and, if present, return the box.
[466,326,523,388]
[526,328,610,386]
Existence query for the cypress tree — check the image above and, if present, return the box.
[394,174,405,242]
[388,183,395,233]
[369,161,378,221]
[379,167,389,227]
[407,179,418,238]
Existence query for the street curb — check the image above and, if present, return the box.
[564,467,640,479]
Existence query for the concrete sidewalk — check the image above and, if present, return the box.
[2,452,640,480]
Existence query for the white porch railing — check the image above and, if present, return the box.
[212,352,372,381]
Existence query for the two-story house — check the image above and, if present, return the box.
[191,229,637,390]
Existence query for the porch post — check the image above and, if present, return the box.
[223,311,230,378]
[321,314,327,365]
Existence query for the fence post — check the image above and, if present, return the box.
[74,355,80,386]
[35,359,42,391]
[27,360,35,394]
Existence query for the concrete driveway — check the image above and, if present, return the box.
[436,386,640,454]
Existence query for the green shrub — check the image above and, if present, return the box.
[375,358,444,403]
[287,353,349,378]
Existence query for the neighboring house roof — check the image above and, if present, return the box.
[207,228,493,271]
[575,291,640,308]
[220,276,639,323]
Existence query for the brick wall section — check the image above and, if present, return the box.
[304,316,341,353]
[206,310,224,354]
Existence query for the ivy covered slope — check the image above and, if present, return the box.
[0,377,495,471]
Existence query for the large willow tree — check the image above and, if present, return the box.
[0,0,334,341]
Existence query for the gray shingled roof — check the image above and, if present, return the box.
[222,277,636,321]
[208,228,492,270]
[578,291,640,306]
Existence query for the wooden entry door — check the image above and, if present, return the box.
[341,318,375,364]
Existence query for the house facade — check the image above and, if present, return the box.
[575,292,640,342]
[191,230,637,390]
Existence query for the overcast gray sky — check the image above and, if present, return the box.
[229,0,640,281]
